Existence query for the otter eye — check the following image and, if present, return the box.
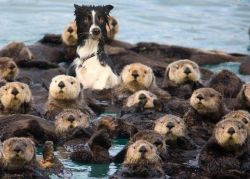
[71,81,74,85]
[5,88,7,91]
[210,94,214,97]
[133,146,136,149]
[150,146,153,149]
[78,64,82,68]
[176,66,179,69]
[144,70,147,74]
[21,86,25,89]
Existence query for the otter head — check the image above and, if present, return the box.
[124,140,161,164]
[0,82,31,111]
[238,84,250,105]
[166,59,200,85]
[223,110,250,135]
[190,88,222,114]
[121,63,155,92]
[0,57,19,82]
[55,109,89,135]
[106,16,119,40]
[126,90,158,108]
[49,75,81,100]
[2,137,35,169]
[154,114,186,141]
[62,21,78,46]
[97,116,118,136]
[214,119,247,148]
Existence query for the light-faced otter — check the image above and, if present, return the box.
[111,140,165,179]
[0,137,49,178]
[199,119,249,178]
[229,83,250,110]
[106,16,119,40]
[113,63,171,105]
[208,69,244,98]
[62,21,78,47]
[0,57,19,82]
[0,82,32,114]
[44,75,93,120]
[162,59,203,99]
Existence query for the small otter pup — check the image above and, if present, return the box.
[162,59,203,99]
[0,137,48,178]
[111,140,165,179]
[230,83,250,110]
[44,75,93,120]
[0,82,32,114]
[0,57,19,82]
[113,63,171,105]
[106,16,119,40]
[199,119,249,178]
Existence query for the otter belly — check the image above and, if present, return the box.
[76,57,119,90]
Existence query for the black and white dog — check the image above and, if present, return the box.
[70,4,119,90]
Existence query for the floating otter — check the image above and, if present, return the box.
[0,82,32,114]
[113,63,171,105]
[199,119,249,178]
[162,59,203,99]
[62,21,78,47]
[106,16,119,40]
[111,140,165,179]
[44,75,93,120]
[0,57,19,82]
[0,137,49,178]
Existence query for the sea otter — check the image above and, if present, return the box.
[106,16,119,40]
[0,57,19,82]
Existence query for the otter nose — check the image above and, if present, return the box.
[67,26,74,33]
[67,115,75,123]
[111,20,117,26]
[11,88,19,96]
[139,94,147,100]
[184,67,191,75]
[92,28,101,36]
[14,147,22,153]
[132,70,139,79]
[58,81,65,89]
[196,94,204,100]
[8,63,16,70]
[139,146,147,154]
[166,122,175,129]
[227,127,235,135]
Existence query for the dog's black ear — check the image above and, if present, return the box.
[104,5,113,14]
[74,4,81,10]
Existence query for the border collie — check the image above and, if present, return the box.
[70,4,119,90]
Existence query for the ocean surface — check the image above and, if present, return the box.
[0,0,250,178]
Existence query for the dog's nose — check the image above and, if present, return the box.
[11,88,19,96]
[197,94,204,100]
[8,63,16,70]
[166,122,175,129]
[139,94,147,100]
[67,26,74,33]
[227,127,235,135]
[58,81,65,89]
[139,146,147,153]
[92,28,101,36]
[111,20,117,26]
[132,70,139,79]
[184,67,191,75]
[67,115,75,123]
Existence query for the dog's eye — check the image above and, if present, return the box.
[78,64,82,68]
[97,16,104,23]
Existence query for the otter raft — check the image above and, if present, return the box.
[0,0,250,178]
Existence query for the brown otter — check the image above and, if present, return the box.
[113,63,171,105]
[0,82,32,114]
[0,137,49,178]
[111,140,165,179]
[162,59,203,99]
[44,75,93,120]
[199,119,249,178]
[0,57,19,82]
[106,16,119,40]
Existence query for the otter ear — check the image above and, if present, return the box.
[104,5,114,14]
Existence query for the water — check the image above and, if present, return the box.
[0,0,250,178]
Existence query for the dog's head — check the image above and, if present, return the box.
[74,4,113,43]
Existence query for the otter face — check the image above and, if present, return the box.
[55,109,89,134]
[49,75,81,100]
[215,119,247,147]
[124,140,161,164]
[223,110,250,134]
[166,59,200,85]
[0,82,31,110]
[97,116,118,134]
[190,88,222,114]
[126,90,158,108]
[2,137,35,167]
[154,114,186,141]
[242,84,250,102]
[106,16,119,40]
[62,21,78,46]
[121,63,155,89]
[0,57,19,81]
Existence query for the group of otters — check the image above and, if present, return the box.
[0,4,249,179]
